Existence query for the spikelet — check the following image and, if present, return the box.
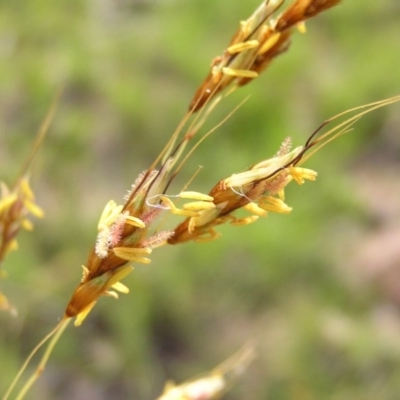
[169,95,400,244]
[168,136,315,244]
[0,179,44,315]
[0,179,44,265]
[157,346,255,400]
[64,165,178,325]
[190,0,340,111]
[0,91,58,317]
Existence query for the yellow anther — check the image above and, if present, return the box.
[258,32,281,55]
[277,189,286,200]
[111,281,130,294]
[74,302,96,326]
[160,196,198,217]
[227,40,259,54]
[98,200,123,231]
[288,167,317,185]
[188,206,224,233]
[23,199,44,218]
[230,215,259,226]
[194,229,222,243]
[0,193,17,213]
[105,290,119,299]
[21,219,33,231]
[81,265,90,282]
[223,168,271,189]
[183,201,216,212]
[239,20,251,37]
[179,191,214,202]
[112,247,152,264]
[297,21,307,33]
[125,215,145,228]
[258,196,292,214]
[20,178,34,200]
[106,265,134,288]
[222,67,259,78]
[243,202,268,217]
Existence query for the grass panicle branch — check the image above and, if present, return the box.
[190,0,341,111]
[0,93,59,315]
[157,346,255,400]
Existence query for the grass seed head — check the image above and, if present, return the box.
[190,0,340,112]
[65,166,178,325]
[168,138,317,244]
[158,346,255,400]
[0,178,43,266]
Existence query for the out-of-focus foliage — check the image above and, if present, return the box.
[1,0,400,399]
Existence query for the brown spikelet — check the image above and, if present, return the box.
[64,168,174,324]
[237,30,292,87]
[189,0,340,112]
[168,138,317,244]
[275,0,341,31]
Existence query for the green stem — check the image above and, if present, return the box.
[2,317,70,400]
[15,318,71,400]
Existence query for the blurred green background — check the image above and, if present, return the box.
[1,0,400,399]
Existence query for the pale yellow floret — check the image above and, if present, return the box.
[277,189,286,200]
[20,178,34,200]
[112,247,152,264]
[75,266,133,326]
[98,200,123,231]
[184,376,225,399]
[227,39,259,54]
[194,229,222,243]
[74,302,96,326]
[258,196,292,214]
[158,375,225,400]
[106,265,134,288]
[258,32,281,55]
[244,202,268,216]
[188,203,227,233]
[111,281,130,294]
[230,215,259,226]
[297,21,307,33]
[223,167,277,189]
[239,20,251,37]
[160,196,198,217]
[21,219,33,231]
[175,192,215,212]
[104,266,133,298]
[161,192,215,217]
[183,201,216,212]
[23,199,44,218]
[105,290,119,300]
[288,167,317,185]
[178,192,213,202]
[0,193,17,214]
[125,215,145,228]
[268,0,284,10]
[224,147,305,189]
[238,0,283,39]
[222,67,259,78]
[80,265,90,282]
[253,146,304,170]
